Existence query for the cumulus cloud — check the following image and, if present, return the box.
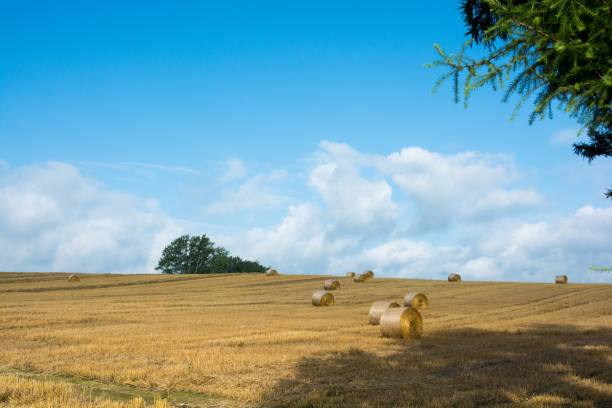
[0,162,186,274]
[550,129,579,146]
[218,142,609,283]
[2,142,610,284]
[308,160,399,234]
[218,158,248,182]
[205,171,293,215]
[379,147,543,230]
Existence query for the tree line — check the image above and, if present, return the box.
[155,234,267,274]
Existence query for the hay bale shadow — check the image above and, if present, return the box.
[259,324,612,407]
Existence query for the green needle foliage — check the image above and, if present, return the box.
[427,0,612,197]
[155,234,267,274]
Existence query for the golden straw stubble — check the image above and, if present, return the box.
[265,269,278,276]
[380,307,423,339]
[368,301,400,325]
[448,273,461,282]
[555,275,568,284]
[323,279,340,290]
[312,290,334,306]
[403,292,428,309]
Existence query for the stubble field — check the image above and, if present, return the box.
[0,272,611,407]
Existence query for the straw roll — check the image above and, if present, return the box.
[346,272,356,278]
[312,290,334,306]
[448,273,461,282]
[265,269,278,276]
[380,307,423,339]
[369,301,400,325]
[363,270,374,279]
[324,279,340,290]
[67,274,80,282]
[403,293,429,309]
[353,274,368,283]
[555,275,568,284]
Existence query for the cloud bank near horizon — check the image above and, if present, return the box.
[1,142,611,283]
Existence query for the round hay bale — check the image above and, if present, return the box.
[312,290,334,306]
[448,273,461,282]
[380,307,423,339]
[363,270,374,279]
[324,279,340,290]
[403,292,429,309]
[368,301,400,325]
[346,271,356,278]
[555,275,568,284]
[265,269,278,276]
[67,274,80,282]
[353,274,368,283]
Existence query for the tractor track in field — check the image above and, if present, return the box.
[0,365,245,408]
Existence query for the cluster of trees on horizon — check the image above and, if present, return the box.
[155,234,267,274]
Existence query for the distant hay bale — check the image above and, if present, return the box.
[403,293,429,309]
[353,274,368,282]
[312,290,334,306]
[448,273,461,282]
[368,301,400,325]
[67,274,80,282]
[363,270,374,279]
[346,272,356,278]
[555,275,568,284]
[324,279,340,290]
[380,307,423,339]
[265,269,278,276]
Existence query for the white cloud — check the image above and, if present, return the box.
[308,159,399,234]
[550,129,579,146]
[218,203,354,272]
[205,172,293,215]
[2,142,610,284]
[218,158,248,182]
[0,162,186,274]
[379,146,543,229]
[73,160,203,175]
[478,205,612,282]
[217,142,609,283]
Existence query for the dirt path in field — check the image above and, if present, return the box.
[0,365,243,408]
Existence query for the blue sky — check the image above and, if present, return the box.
[1,1,611,282]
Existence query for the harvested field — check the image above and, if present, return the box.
[1,272,611,407]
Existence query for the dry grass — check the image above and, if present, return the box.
[0,374,169,408]
[1,272,611,407]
